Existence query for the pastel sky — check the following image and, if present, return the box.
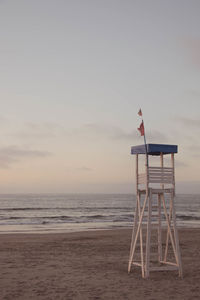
[0,0,200,193]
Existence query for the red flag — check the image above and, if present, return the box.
[138,121,144,136]
[138,109,142,116]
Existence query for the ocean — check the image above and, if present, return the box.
[0,193,199,233]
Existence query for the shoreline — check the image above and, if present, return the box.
[0,228,200,299]
[0,222,199,235]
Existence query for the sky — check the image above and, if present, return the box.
[0,0,200,193]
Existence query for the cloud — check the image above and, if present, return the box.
[184,90,200,102]
[177,181,200,194]
[146,130,168,143]
[4,119,139,143]
[187,145,200,152]
[0,145,51,168]
[72,123,138,141]
[69,123,170,146]
[183,37,200,67]
[110,128,138,141]
[12,122,66,140]
[0,115,10,129]
[185,145,200,158]
[175,159,187,168]
[176,117,200,128]
[76,167,93,172]
[0,115,7,123]
[7,119,169,146]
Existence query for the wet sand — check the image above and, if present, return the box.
[0,228,200,299]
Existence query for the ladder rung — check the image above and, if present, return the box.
[149,266,178,272]
[160,261,178,267]
[132,262,142,267]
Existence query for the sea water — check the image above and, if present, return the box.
[0,193,199,233]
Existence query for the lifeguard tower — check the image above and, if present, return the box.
[128,144,182,278]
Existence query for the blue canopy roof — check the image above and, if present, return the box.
[131,144,178,156]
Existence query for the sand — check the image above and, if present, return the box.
[0,228,200,300]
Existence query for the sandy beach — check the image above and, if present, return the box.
[0,228,199,300]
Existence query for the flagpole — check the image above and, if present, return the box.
[138,109,148,167]
[142,118,149,167]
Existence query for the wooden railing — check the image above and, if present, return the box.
[137,167,174,185]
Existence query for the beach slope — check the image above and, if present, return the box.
[0,228,199,299]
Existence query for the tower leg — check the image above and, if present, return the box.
[164,196,173,262]
[171,191,183,277]
[138,194,145,277]
[145,189,152,278]
[128,194,139,273]
[158,193,162,263]
[161,193,179,265]
[128,192,148,274]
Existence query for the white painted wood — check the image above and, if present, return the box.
[138,195,145,277]
[158,153,163,263]
[145,188,152,278]
[164,197,173,262]
[150,266,178,271]
[161,194,178,264]
[128,194,139,273]
[170,190,183,277]
[151,188,172,194]
[149,179,173,184]
[160,261,178,267]
[132,262,142,267]
[171,153,176,196]
[136,154,138,191]
[128,150,182,278]
[158,193,162,262]
[145,155,149,191]
[128,155,139,273]
[128,192,148,273]
[149,166,172,170]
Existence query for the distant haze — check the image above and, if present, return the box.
[0,0,200,193]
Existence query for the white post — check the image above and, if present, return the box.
[171,153,183,277]
[158,153,164,262]
[128,154,139,273]
[158,193,162,262]
[145,189,152,278]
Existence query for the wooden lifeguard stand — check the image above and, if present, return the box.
[128,144,182,278]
